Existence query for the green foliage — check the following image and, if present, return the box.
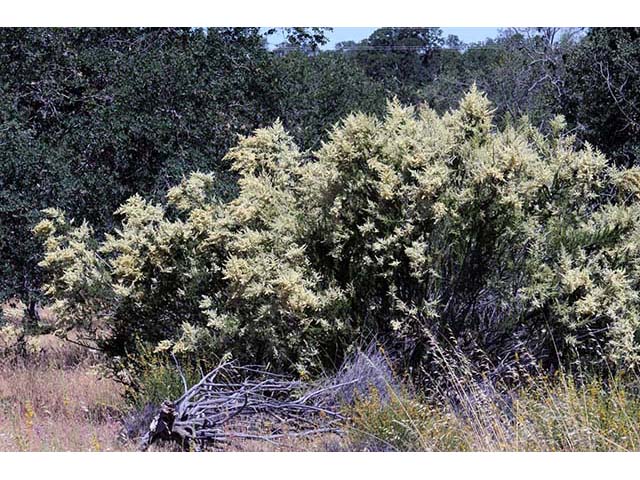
[266,27,332,52]
[420,28,581,130]
[564,28,640,166]
[273,51,386,150]
[35,88,640,380]
[339,27,444,104]
[0,86,73,308]
[0,28,282,310]
[123,343,202,410]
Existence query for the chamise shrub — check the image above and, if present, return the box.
[35,87,640,382]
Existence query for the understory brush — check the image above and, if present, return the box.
[345,342,640,451]
[3,321,640,452]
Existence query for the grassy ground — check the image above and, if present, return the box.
[3,301,640,452]
[0,356,344,452]
[345,361,640,451]
[0,301,132,451]
[347,377,640,451]
[0,360,129,451]
[0,301,347,452]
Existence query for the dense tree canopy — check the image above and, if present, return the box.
[338,27,444,103]
[1,28,298,315]
[564,28,640,166]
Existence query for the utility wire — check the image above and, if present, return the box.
[265,43,568,53]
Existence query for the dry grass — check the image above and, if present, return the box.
[0,301,346,452]
[0,362,132,451]
[4,339,640,452]
[4,300,640,452]
[143,432,347,452]
[345,347,640,452]
[1,300,132,451]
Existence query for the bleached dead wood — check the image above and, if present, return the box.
[140,361,355,451]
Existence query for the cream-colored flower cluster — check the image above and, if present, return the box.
[34,87,640,374]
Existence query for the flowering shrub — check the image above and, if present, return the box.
[35,87,640,378]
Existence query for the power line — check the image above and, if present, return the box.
[266,43,562,53]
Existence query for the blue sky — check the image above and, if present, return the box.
[266,27,500,49]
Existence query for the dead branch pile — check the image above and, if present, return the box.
[140,361,356,451]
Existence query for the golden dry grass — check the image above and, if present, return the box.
[346,372,640,452]
[4,301,640,452]
[1,300,132,451]
[0,362,131,451]
[1,301,344,452]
